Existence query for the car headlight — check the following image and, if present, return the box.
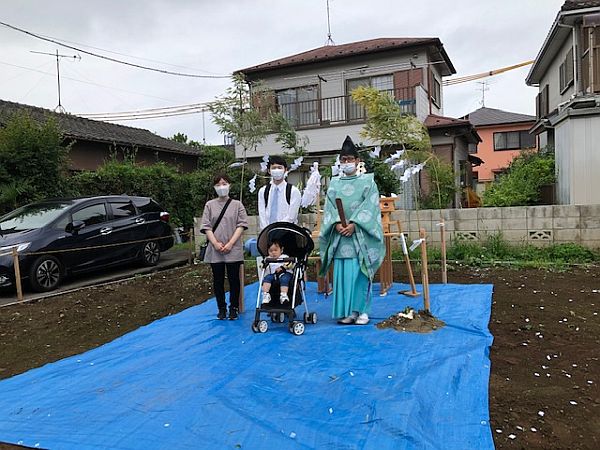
[0,242,31,253]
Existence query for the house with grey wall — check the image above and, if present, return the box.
[526,0,600,205]
[235,37,480,207]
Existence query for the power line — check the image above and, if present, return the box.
[0,20,231,79]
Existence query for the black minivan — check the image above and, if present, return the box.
[0,196,174,292]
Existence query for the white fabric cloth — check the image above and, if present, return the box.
[258,180,301,231]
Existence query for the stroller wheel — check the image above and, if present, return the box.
[257,320,269,333]
[278,312,286,323]
[289,321,305,336]
[309,312,318,324]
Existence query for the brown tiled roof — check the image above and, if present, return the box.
[0,99,200,156]
[562,0,600,10]
[424,114,471,128]
[461,107,535,127]
[240,37,453,75]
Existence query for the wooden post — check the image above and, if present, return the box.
[439,219,448,284]
[188,227,194,265]
[420,228,431,312]
[398,220,420,297]
[12,247,24,302]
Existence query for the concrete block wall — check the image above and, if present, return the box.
[195,204,600,251]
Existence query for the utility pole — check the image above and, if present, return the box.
[30,49,80,113]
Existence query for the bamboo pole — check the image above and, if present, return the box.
[398,220,420,297]
[439,219,447,284]
[419,228,431,312]
[12,247,24,302]
[188,227,194,265]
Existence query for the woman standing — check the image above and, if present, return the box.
[201,174,248,320]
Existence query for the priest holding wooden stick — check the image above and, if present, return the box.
[319,136,385,325]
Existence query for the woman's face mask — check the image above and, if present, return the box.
[270,168,285,181]
[340,162,357,175]
[214,184,230,197]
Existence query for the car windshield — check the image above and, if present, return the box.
[0,203,71,232]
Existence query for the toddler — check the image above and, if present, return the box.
[261,240,293,304]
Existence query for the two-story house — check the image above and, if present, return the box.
[461,107,537,194]
[526,0,600,205]
[236,37,480,207]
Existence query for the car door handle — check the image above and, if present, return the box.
[100,227,113,235]
[135,218,145,224]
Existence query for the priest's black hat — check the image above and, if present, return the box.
[340,135,359,157]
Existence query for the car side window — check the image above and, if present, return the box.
[72,203,108,226]
[110,201,136,219]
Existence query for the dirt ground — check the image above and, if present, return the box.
[1,263,599,449]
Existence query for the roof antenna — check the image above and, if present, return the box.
[31,49,80,113]
[476,80,490,107]
[325,0,335,46]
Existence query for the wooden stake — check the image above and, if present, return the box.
[440,219,447,284]
[420,228,431,312]
[188,227,194,265]
[397,220,420,297]
[12,247,24,302]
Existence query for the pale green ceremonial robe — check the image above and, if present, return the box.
[319,173,385,318]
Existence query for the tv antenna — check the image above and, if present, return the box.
[325,0,335,46]
[30,49,80,113]
[476,80,490,107]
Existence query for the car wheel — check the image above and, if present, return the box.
[29,256,62,292]
[142,241,161,266]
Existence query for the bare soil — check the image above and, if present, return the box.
[1,263,599,449]
[376,308,446,333]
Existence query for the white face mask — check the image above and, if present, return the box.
[340,163,357,175]
[270,168,285,181]
[214,184,230,197]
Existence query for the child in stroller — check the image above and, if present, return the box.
[252,222,317,336]
[261,239,293,305]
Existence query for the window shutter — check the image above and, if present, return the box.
[593,27,600,92]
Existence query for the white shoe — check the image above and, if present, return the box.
[280,293,289,302]
[262,292,271,304]
[355,313,369,325]
[337,312,358,324]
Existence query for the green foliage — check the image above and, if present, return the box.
[0,113,71,214]
[360,149,400,196]
[483,150,555,207]
[420,158,457,209]
[351,86,431,151]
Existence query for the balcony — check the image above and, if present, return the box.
[276,86,417,130]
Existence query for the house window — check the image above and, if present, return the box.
[536,84,549,119]
[559,47,574,93]
[581,25,600,93]
[431,77,441,106]
[276,85,319,127]
[346,75,393,120]
[493,131,536,151]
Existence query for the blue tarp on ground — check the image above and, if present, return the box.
[0,281,494,450]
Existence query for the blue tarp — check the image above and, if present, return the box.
[0,281,494,450]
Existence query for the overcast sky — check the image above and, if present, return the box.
[1,0,565,145]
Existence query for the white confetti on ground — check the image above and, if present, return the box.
[508,434,516,440]
[538,411,545,417]
[534,372,540,377]
[495,429,503,434]
[531,427,537,432]
[289,432,296,439]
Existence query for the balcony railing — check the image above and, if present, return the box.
[276,87,416,129]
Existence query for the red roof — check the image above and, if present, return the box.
[239,37,454,75]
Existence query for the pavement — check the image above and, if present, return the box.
[0,249,190,308]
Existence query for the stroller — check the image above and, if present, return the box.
[252,222,317,336]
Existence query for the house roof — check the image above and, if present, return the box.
[527,1,600,84]
[0,99,200,157]
[239,37,456,77]
[562,0,600,11]
[424,114,481,144]
[461,107,535,127]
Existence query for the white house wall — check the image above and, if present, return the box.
[538,33,576,111]
[568,115,600,204]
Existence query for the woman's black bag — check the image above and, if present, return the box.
[199,199,232,262]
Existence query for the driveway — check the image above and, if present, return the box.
[0,249,189,307]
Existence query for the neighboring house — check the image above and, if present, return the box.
[236,37,480,207]
[0,99,201,173]
[526,0,600,205]
[461,107,537,194]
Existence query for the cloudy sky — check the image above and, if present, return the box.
[1,0,565,145]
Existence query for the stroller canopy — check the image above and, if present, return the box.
[257,222,314,260]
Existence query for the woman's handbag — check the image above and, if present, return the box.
[199,199,232,262]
